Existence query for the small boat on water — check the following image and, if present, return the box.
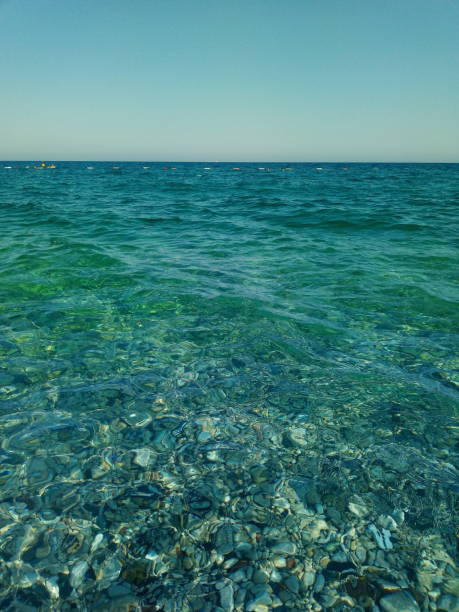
[33,162,57,169]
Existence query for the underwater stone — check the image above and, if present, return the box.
[283,574,300,594]
[123,411,152,427]
[349,499,369,518]
[26,456,53,486]
[198,431,212,443]
[438,595,459,612]
[229,569,246,582]
[253,569,269,584]
[246,591,272,611]
[107,583,132,598]
[90,533,104,553]
[214,523,235,555]
[270,541,296,555]
[220,583,234,611]
[313,573,325,593]
[133,448,154,467]
[102,595,141,612]
[368,524,393,550]
[70,560,89,589]
[44,577,59,600]
[302,571,316,589]
[380,591,420,612]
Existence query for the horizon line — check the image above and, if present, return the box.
[2,159,459,165]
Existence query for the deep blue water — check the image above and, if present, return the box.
[0,162,458,610]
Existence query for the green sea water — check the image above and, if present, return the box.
[0,162,458,611]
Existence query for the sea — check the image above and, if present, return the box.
[0,162,458,611]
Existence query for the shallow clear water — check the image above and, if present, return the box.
[0,162,458,611]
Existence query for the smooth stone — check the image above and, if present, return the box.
[229,569,246,582]
[302,571,316,589]
[44,577,59,600]
[103,596,141,612]
[223,557,239,570]
[253,569,269,584]
[349,501,369,517]
[235,588,247,606]
[133,448,154,467]
[438,595,459,612]
[250,583,271,595]
[70,560,89,588]
[380,591,420,612]
[107,583,132,598]
[314,573,325,593]
[273,556,287,568]
[271,541,296,555]
[270,569,282,583]
[331,551,348,563]
[326,507,342,524]
[246,592,272,611]
[321,591,338,607]
[284,575,300,594]
[237,543,257,560]
[198,431,212,443]
[392,510,405,525]
[278,589,295,603]
[220,584,234,611]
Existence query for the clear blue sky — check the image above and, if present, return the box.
[1,0,458,162]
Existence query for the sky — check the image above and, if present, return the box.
[1,0,458,162]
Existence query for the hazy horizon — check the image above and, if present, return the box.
[2,159,459,164]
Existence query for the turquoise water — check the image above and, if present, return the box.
[0,162,458,611]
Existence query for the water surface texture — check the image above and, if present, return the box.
[0,162,458,611]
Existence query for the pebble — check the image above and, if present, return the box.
[314,573,325,593]
[253,569,269,584]
[438,595,459,612]
[278,589,295,603]
[379,591,420,612]
[392,510,405,525]
[320,590,338,607]
[302,570,316,588]
[220,583,234,611]
[70,560,89,588]
[107,583,132,598]
[284,575,300,594]
[102,596,141,612]
[198,431,213,443]
[229,568,246,582]
[273,556,287,568]
[271,541,296,555]
[349,500,369,517]
[270,569,282,583]
[133,448,154,467]
[246,591,272,611]
[235,588,247,606]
